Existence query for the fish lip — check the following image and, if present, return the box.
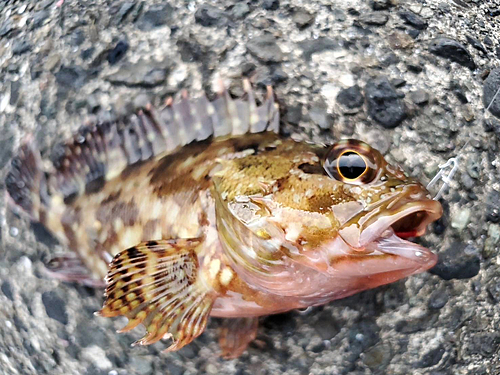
[358,199,443,247]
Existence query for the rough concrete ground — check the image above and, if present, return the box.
[0,0,500,374]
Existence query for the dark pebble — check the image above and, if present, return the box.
[41,291,68,325]
[10,80,20,105]
[81,47,94,60]
[55,66,87,93]
[285,104,302,125]
[391,78,406,88]
[430,243,480,280]
[70,29,85,47]
[483,68,500,119]
[428,37,476,70]
[417,346,445,368]
[298,37,341,61]
[293,8,315,29]
[371,0,392,10]
[428,286,449,310]
[336,85,364,109]
[483,117,500,136]
[0,20,14,37]
[136,4,173,31]
[450,80,469,104]
[312,311,340,340]
[406,59,423,73]
[467,333,500,357]
[1,281,14,301]
[32,10,49,29]
[486,277,500,303]
[12,40,31,55]
[107,40,129,65]
[466,34,487,54]
[262,0,280,10]
[31,222,59,248]
[485,190,500,223]
[365,76,406,128]
[105,59,173,88]
[398,10,427,29]
[311,342,326,353]
[409,89,429,105]
[115,2,135,24]
[359,12,389,26]
[247,35,283,63]
[195,5,230,27]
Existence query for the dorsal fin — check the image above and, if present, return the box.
[6,81,280,216]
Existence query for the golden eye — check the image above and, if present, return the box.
[323,140,378,184]
[337,151,368,181]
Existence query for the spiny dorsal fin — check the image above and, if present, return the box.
[97,239,216,352]
[49,81,279,204]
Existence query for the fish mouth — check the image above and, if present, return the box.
[333,198,443,276]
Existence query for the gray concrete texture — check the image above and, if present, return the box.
[0,0,499,374]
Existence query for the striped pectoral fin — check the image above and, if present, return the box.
[219,317,259,359]
[97,238,216,352]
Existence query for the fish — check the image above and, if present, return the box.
[5,80,442,358]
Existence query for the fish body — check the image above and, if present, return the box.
[6,82,442,357]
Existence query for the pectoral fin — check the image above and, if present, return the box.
[219,317,259,359]
[97,239,216,352]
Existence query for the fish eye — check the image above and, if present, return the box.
[323,140,378,184]
[337,151,368,181]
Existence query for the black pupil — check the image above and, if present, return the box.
[338,152,366,179]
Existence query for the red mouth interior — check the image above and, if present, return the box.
[391,211,431,239]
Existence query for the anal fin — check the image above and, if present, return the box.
[97,239,215,352]
[219,317,259,359]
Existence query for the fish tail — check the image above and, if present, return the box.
[5,137,50,221]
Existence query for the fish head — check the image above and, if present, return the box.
[214,137,442,301]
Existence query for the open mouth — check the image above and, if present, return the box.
[334,198,442,274]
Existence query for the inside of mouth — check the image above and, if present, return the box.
[390,211,430,239]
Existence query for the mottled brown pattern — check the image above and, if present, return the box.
[96,199,139,227]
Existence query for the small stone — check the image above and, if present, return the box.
[44,53,61,71]
[337,85,364,109]
[232,3,250,19]
[371,0,392,10]
[430,243,480,280]
[136,4,173,31]
[429,37,476,70]
[0,20,14,37]
[115,2,135,24]
[362,342,392,372]
[12,40,31,55]
[195,5,230,27]
[247,35,283,63]
[365,76,406,128]
[406,59,423,73]
[42,291,68,325]
[107,40,128,65]
[466,34,487,54]
[483,68,500,119]
[359,12,389,26]
[293,9,315,29]
[398,10,427,29]
[312,311,340,340]
[483,224,500,259]
[309,105,333,130]
[70,29,85,46]
[451,207,471,230]
[285,104,302,125]
[55,66,87,93]
[466,333,500,358]
[387,31,414,50]
[1,281,14,301]
[10,81,20,105]
[417,346,445,368]
[32,10,49,29]
[485,190,500,223]
[262,0,280,10]
[298,37,341,61]
[106,59,173,88]
[428,286,449,310]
